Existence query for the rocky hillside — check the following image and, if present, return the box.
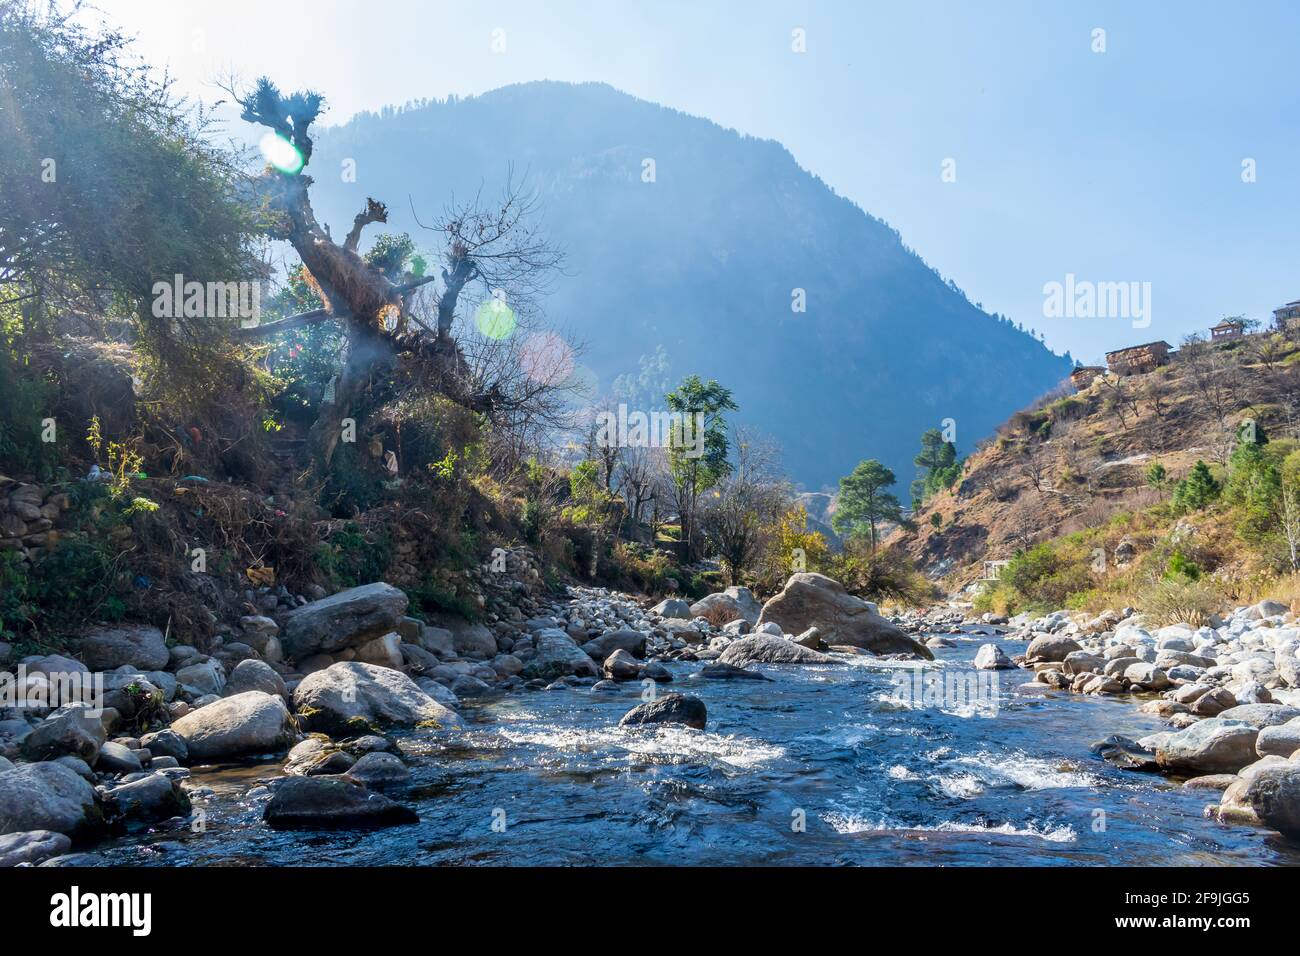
[890,332,1300,594]
[308,81,1073,488]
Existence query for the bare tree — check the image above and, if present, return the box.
[700,427,788,581]
[230,78,567,466]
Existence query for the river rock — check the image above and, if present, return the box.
[95,741,142,775]
[1215,704,1300,729]
[521,629,600,681]
[102,772,190,824]
[757,573,931,658]
[424,614,498,659]
[140,729,188,764]
[0,761,98,837]
[20,704,106,763]
[346,751,410,790]
[1091,734,1160,771]
[1025,634,1083,663]
[1123,662,1171,691]
[175,659,226,697]
[691,587,761,624]
[974,643,1012,670]
[1234,764,1300,837]
[718,635,830,667]
[1256,718,1300,758]
[696,662,772,681]
[226,659,288,699]
[582,629,647,660]
[619,693,707,730]
[0,830,72,867]
[280,582,409,660]
[651,598,692,619]
[355,632,404,670]
[293,662,462,735]
[263,776,418,829]
[170,691,297,761]
[1155,718,1261,774]
[77,624,169,671]
[603,648,643,681]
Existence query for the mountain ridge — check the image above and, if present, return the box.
[309,80,1074,488]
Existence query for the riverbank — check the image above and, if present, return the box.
[2,568,1299,866]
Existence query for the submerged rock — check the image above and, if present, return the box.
[263,777,418,829]
[1090,735,1159,771]
[695,662,772,682]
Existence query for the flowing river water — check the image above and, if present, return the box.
[96,636,1300,866]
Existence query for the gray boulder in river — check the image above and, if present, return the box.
[293,662,463,735]
[718,635,830,667]
[756,573,932,658]
[280,582,409,659]
[263,776,418,829]
[171,691,298,762]
[619,693,707,730]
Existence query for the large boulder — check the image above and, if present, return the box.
[691,587,762,624]
[973,643,1013,670]
[651,598,692,620]
[0,762,98,837]
[77,624,169,671]
[1155,718,1261,774]
[20,704,105,763]
[102,772,191,824]
[1215,704,1300,729]
[1256,718,1300,758]
[170,691,297,762]
[292,662,462,736]
[756,573,932,658]
[280,583,409,660]
[582,629,647,660]
[264,777,418,829]
[425,614,498,659]
[718,635,830,667]
[0,830,72,867]
[1025,634,1083,663]
[521,629,600,681]
[1236,764,1300,837]
[619,693,707,730]
[226,659,288,699]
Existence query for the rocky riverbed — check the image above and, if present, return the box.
[2,560,1299,866]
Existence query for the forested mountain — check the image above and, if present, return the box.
[310,81,1073,488]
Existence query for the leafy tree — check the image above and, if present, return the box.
[910,428,959,504]
[832,459,904,553]
[1145,462,1167,492]
[0,2,256,340]
[1172,461,1222,513]
[665,375,737,559]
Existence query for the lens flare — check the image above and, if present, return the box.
[259,133,304,175]
[520,332,574,385]
[474,297,517,340]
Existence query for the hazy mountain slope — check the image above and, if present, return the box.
[310,81,1072,488]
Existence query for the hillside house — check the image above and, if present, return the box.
[1274,301,1300,333]
[1105,340,1171,375]
[1069,365,1105,390]
[1210,318,1246,341]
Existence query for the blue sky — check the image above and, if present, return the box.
[92,0,1300,364]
